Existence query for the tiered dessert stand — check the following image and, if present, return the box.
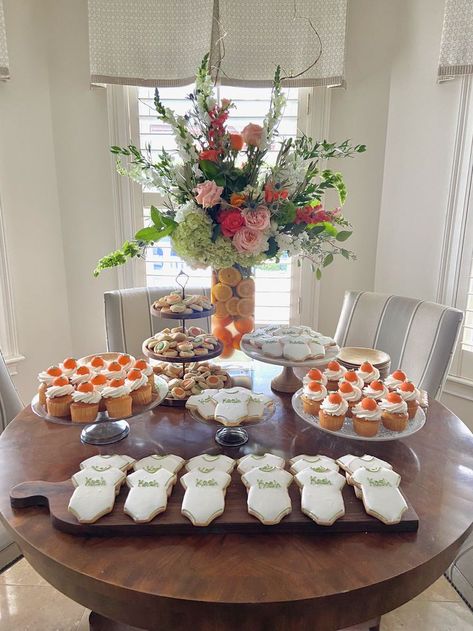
[240,337,339,394]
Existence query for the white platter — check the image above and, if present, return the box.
[292,388,426,442]
[31,375,168,426]
[240,338,339,367]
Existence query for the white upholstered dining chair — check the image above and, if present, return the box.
[0,350,22,568]
[104,286,211,358]
[334,291,463,398]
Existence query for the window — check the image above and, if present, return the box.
[137,84,300,325]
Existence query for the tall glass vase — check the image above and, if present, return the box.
[211,266,255,359]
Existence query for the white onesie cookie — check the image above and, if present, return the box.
[80,454,135,472]
[211,388,252,426]
[185,454,235,474]
[124,469,176,523]
[289,455,339,475]
[237,453,285,474]
[295,468,346,525]
[351,466,407,525]
[281,338,312,362]
[261,340,283,358]
[133,454,185,474]
[246,393,275,421]
[180,467,232,526]
[337,454,393,498]
[68,466,125,523]
[241,465,293,525]
[186,391,217,420]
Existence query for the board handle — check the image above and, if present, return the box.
[10,480,70,509]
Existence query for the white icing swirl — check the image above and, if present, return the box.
[60,363,76,377]
[338,385,362,402]
[385,374,407,388]
[338,373,364,389]
[302,383,327,401]
[135,363,153,377]
[324,365,347,381]
[363,383,389,399]
[38,371,57,385]
[102,384,131,399]
[103,367,126,380]
[303,372,328,386]
[379,397,408,414]
[352,401,382,421]
[87,360,106,372]
[46,384,74,398]
[320,396,348,416]
[356,365,380,384]
[125,372,149,391]
[71,371,94,385]
[396,386,420,402]
[72,388,102,404]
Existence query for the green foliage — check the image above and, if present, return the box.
[93,241,142,277]
[336,230,352,242]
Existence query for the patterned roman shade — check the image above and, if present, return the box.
[438,0,473,81]
[88,0,347,87]
[0,0,9,80]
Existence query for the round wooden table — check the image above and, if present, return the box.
[0,364,472,631]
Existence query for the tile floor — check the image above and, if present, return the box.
[0,557,472,630]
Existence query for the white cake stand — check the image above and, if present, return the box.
[240,338,339,393]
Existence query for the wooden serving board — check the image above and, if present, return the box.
[10,472,419,536]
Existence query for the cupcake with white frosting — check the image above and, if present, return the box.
[318,392,348,431]
[102,378,132,418]
[90,373,108,411]
[396,381,420,419]
[363,380,389,400]
[356,362,380,386]
[70,365,94,386]
[338,370,364,390]
[323,361,347,391]
[385,369,408,391]
[37,365,63,406]
[133,359,155,389]
[379,392,409,432]
[351,397,382,437]
[337,382,362,417]
[102,361,126,381]
[301,381,327,415]
[59,357,78,377]
[70,382,101,423]
[125,369,152,405]
[46,376,74,418]
[302,368,328,387]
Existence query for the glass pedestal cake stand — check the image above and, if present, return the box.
[188,402,277,447]
[240,338,339,393]
[31,376,168,445]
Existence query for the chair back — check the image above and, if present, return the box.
[334,291,463,398]
[0,350,22,432]
[104,286,211,358]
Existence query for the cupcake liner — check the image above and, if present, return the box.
[130,384,153,406]
[105,395,133,419]
[318,411,345,431]
[302,396,321,416]
[46,395,72,418]
[70,402,100,423]
[352,417,380,437]
[382,412,408,432]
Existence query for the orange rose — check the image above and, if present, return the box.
[230,193,246,207]
[199,149,220,163]
[229,133,244,151]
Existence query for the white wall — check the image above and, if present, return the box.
[317,0,399,335]
[0,0,118,401]
[374,0,461,298]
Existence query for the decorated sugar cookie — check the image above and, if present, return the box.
[282,338,313,362]
[72,465,125,495]
[289,455,339,475]
[241,465,293,525]
[261,339,283,358]
[211,388,252,426]
[351,465,407,525]
[68,466,125,523]
[237,453,285,474]
[180,467,232,526]
[80,454,135,472]
[246,393,275,420]
[337,454,393,499]
[295,468,346,526]
[124,469,176,523]
[186,391,217,420]
[185,454,235,474]
[133,454,185,475]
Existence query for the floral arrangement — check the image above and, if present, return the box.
[94,55,365,277]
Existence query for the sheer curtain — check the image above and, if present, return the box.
[88,0,347,87]
[438,0,473,81]
[0,0,9,80]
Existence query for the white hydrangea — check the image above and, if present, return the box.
[175,201,210,224]
[275,231,309,257]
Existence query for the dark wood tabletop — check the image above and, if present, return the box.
[1,363,472,631]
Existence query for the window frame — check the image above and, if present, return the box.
[107,84,332,329]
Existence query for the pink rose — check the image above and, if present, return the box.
[233,227,266,254]
[243,205,271,231]
[194,180,223,208]
[241,123,263,147]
